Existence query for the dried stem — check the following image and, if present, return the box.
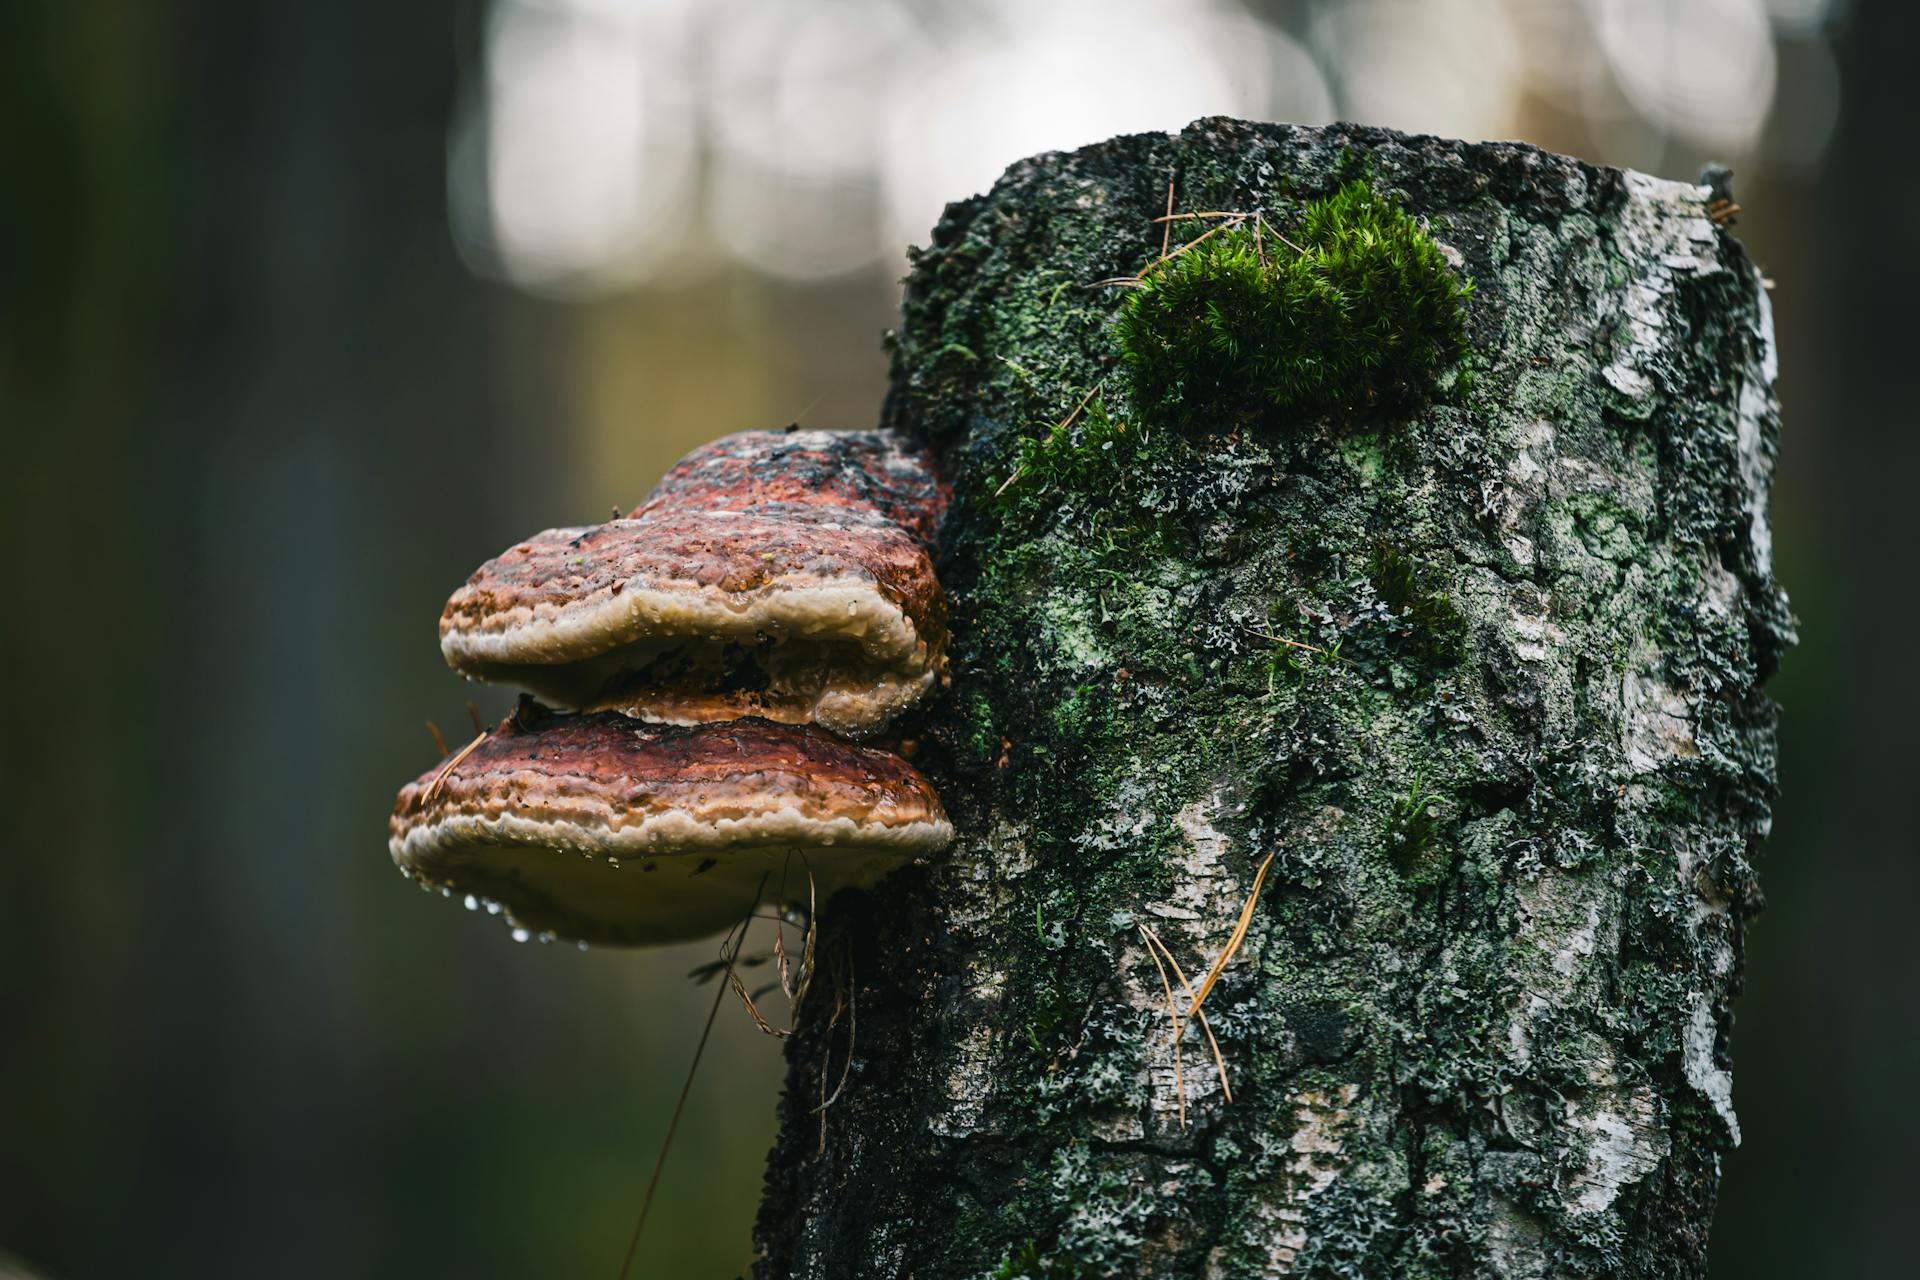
[1159,174,1176,258]
[1140,924,1233,1105]
[616,874,767,1279]
[1137,922,1188,1131]
[1182,852,1277,1024]
[1240,624,1338,657]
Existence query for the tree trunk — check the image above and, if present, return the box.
[754,119,1789,1279]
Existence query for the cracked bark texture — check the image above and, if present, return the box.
[753,119,1789,1279]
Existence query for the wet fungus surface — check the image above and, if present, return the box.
[391,709,951,946]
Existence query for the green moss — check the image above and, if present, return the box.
[1384,771,1446,883]
[991,395,1129,500]
[1112,181,1471,431]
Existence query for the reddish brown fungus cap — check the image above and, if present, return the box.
[630,428,949,542]
[389,711,952,946]
[438,430,948,736]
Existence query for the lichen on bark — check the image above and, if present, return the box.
[754,119,1789,1279]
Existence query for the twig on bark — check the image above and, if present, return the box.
[1137,214,1247,279]
[423,711,511,804]
[774,855,819,1014]
[1182,852,1277,1025]
[994,381,1105,498]
[1257,211,1303,256]
[814,952,857,1113]
[1160,173,1175,259]
[1148,210,1248,223]
[1240,624,1344,660]
[1139,923,1233,1105]
[1086,212,1252,291]
[1137,923,1188,1131]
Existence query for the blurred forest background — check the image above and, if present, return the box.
[1,1,1914,1276]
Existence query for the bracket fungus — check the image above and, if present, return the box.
[438,429,949,737]
[391,428,954,945]
[391,707,950,946]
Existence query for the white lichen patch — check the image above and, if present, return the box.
[1493,417,1556,568]
[1507,871,1613,1071]
[939,821,1031,933]
[1270,1084,1360,1269]
[1203,1085,1360,1278]
[927,1020,998,1137]
[1506,591,1567,666]
[1674,834,1735,941]
[1083,772,1158,854]
[1599,173,1723,406]
[1621,668,1700,772]
[1684,992,1742,1144]
[1562,1055,1670,1214]
[1035,585,1112,672]
[1148,788,1234,927]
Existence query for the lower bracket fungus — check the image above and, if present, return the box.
[390,707,950,946]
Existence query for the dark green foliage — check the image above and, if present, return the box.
[1385,771,1447,883]
[1113,181,1471,430]
[991,1241,1047,1280]
[1367,539,1468,666]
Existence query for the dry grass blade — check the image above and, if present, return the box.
[1239,624,1336,657]
[1159,174,1175,257]
[774,854,799,1003]
[1149,210,1250,223]
[1140,924,1233,1105]
[1182,851,1277,1024]
[813,949,857,1114]
[791,867,819,1011]
[1256,212,1303,256]
[810,948,856,1105]
[1137,922,1187,1131]
[772,908,793,1002]
[1137,214,1246,280]
[422,720,497,804]
[814,976,847,1155]
[465,700,486,735]
[424,720,450,758]
[725,956,787,1038]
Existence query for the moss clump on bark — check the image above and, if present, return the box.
[1113,181,1472,430]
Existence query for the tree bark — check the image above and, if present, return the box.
[754,119,1788,1279]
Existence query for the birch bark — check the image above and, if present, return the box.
[756,119,1788,1280]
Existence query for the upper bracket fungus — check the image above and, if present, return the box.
[440,429,948,737]
[393,428,954,946]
